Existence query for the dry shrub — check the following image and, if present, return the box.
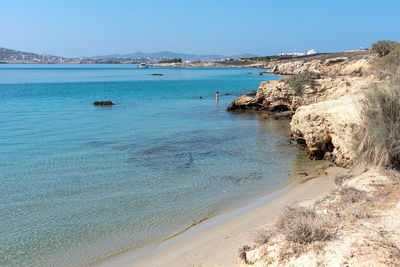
[357,81,400,169]
[357,40,400,169]
[335,173,353,185]
[339,187,370,204]
[285,71,320,95]
[276,206,332,244]
[254,230,273,245]
[343,203,371,222]
[333,187,372,222]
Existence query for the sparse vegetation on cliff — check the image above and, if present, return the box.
[285,71,320,95]
[357,40,400,169]
[371,40,400,57]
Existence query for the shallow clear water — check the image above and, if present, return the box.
[0,64,299,266]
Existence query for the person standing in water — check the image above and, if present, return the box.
[216,91,219,103]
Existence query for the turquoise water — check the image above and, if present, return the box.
[0,64,299,266]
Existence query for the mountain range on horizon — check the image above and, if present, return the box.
[92,51,258,61]
[0,47,258,63]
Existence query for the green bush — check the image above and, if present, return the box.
[371,40,400,57]
[286,71,320,95]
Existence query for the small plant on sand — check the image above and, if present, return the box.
[286,71,320,95]
[276,206,331,244]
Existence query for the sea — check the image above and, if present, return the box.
[0,64,304,266]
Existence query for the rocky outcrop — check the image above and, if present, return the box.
[228,75,373,112]
[290,95,362,167]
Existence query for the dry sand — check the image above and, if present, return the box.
[97,166,347,267]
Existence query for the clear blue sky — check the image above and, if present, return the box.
[1,0,399,57]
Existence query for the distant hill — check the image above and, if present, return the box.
[93,51,258,61]
[0,47,40,60]
[0,47,258,63]
[0,47,69,63]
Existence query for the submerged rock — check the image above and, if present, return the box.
[93,101,115,106]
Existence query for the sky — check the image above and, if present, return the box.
[1,0,399,57]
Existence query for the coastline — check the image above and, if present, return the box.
[96,166,346,267]
[93,52,373,266]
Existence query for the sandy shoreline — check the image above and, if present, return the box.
[97,166,346,267]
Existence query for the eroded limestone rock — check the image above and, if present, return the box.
[290,95,362,167]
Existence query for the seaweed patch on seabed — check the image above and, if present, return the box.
[128,145,194,170]
[125,137,232,171]
[84,141,115,148]
[218,171,263,186]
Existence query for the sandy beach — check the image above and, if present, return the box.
[97,166,347,267]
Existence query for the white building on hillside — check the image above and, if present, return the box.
[280,49,318,57]
[305,49,317,55]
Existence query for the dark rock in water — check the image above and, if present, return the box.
[247,91,257,96]
[221,93,231,96]
[149,73,164,76]
[199,96,203,99]
[259,72,263,75]
[274,110,295,119]
[93,101,115,106]
[247,72,252,74]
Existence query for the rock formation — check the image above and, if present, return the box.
[290,95,362,167]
